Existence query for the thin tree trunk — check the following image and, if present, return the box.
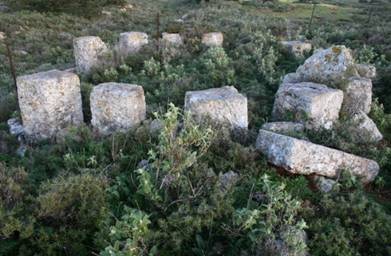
[308,3,317,33]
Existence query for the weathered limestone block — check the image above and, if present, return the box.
[256,129,379,182]
[73,36,109,75]
[355,63,376,79]
[347,111,383,144]
[17,70,83,139]
[281,40,312,57]
[341,76,372,115]
[262,122,305,135]
[296,46,356,86]
[162,33,183,47]
[202,32,224,47]
[118,32,148,58]
[184,86,248,129]
[90,83,146,135]
[272,82,344,129]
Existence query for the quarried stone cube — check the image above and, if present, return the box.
[184,86,248,129]
[340,76,372,115]
[256,129,379,182]
[90,83,146,135]
[202,32,224,47]
[73,36,109,75]
[272,82,344,130]
[17,70,84,140]
[118,32,148,59]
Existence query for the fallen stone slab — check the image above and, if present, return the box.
[17,70,84,140]
[281,40,312,57]
[296,46,356,86]
[272,82,344,130]
[347,111,383,144]
[340,76,372,115]
[262,121,305,135]
[202,32,224,47]
[90,83,146,135]
[256,129,379,182]
[184,86,248,129]
[118,32,148,59]
[73,36,109,75]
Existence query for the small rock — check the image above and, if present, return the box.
[73,36,109,75]
[184,86,248,130]
[281,40,312,57]
[347,111,383,144]
[90,83,146,135]
[0,31,6,41]
[262,122,305,135]
[340,76,372,115]
[202,32,224,47]
[355,63,376,79]
[16,144,27,158]
[137,159,151,170]
[256,129,379,182]
[314,175,336,193]
[272,82,344,130]
[218,171,239,192]
[296,46,356,86]
[7,118,24,136]
[149,119,164,136]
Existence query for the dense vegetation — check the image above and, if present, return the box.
[0,0,391,255]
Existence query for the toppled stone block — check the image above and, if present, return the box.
[73,36,109,75]
[202,32,224,47]
[256,129,379,182]
[281,40,312,57]
[90,83,146,135]
[184,86,248,129]
[341,76,372,115]
[17,70,83,140]
[262,122,305,135]
[272,82,344,130]
[355,63,376,79]
[347,111,383,144]
[118,32,148,59]
[296,46,356,86]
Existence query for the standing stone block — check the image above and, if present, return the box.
[281,40,312,57]
[17,70,83,140]
[73,36,109,75]
[184,86,248,129]
[202,32,224,47]
[272,82,344,130]
[341,76,372,115]
[90,83,146,135]
[347,111,383,144]
[296,46,356,86]
[118,32,148,58]
[256,129,379,182]
[162,33,183,46]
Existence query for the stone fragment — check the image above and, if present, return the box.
[281,40,312,57]
[118,32,148,59]
[90,83,146,135]
[73,36,109,75]
[355,63,376,79]
[262,122,305,135]
[272,82,344,130]
[256,129,379,182]
[7,118,24,136]
[282,72,302,84]
[202,32,224,47]
[347,111,383,144]
[340,76,372,115]
[296,46,356,86]
[184,86,248,129]
[17,70,83,140]
[314,176,336,193]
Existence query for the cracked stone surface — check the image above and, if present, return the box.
[184,86,248,129]
[90,83,146,135]
[256,129,379,182]
[17,70,83,140]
